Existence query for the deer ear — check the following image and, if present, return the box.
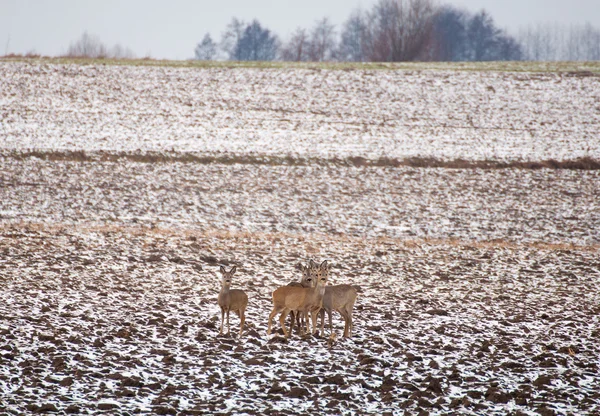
[309,259,316,268]
[230,265,237,275]
[320,260,328,269]
[219,265,226,275]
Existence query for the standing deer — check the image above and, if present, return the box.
[287,260,317,333]
[318,263,358,338]
[267,260,329,338]
[217,265,248,337]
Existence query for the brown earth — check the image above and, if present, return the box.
[0,157,599,414]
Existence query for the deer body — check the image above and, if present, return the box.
[319,284,358,338]
[218,266,248,337]
[268,261,328,338]
[286,263,316,333]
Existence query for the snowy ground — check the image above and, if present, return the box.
[1,61,599,415]
[0,225,599,415]
[0,158,599,246]
[1,62,599,162]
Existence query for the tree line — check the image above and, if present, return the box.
[195,0,600,62]
[65,32,135,59]
[519,22,600,61]
[60,0,599,62]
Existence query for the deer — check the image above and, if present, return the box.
[318,263,358,338]
[286,260,317,333]
[267,260,329,338]
[217,265,248,337]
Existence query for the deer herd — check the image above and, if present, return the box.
[217,260,358,339]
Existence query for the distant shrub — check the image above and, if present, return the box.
[2,51,42,58]
[65,32,135,59]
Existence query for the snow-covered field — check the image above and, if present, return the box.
[1,61,599,414]
[1,62,599,161]
[1,225,599,414]
[1,158,599,245]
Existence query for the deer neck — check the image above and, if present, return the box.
[318,284,326,297]
[220,284,231,296]
[310,281,326,300]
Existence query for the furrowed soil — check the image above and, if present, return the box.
[1,159,599,415]
[1,62,599,415]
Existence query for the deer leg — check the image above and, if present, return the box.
[297,312,306,335]
[296,311,303,334]
[328,309,334,336]
[280,309,291,338]
[290,311,302,334]
[288,310,298,336]
[267,306,281,335]
[239,308,245,337]
[305,311,312,335]
[319,309,325,336]
[335,308,344,336]
[347,309,353,338]
[347,299,356,337]
[338,309,349,338]
[341,306,353,338]
[219,308,224,335]
[226,310,230,334]
[310,309,319,335]
[346,314,353,338]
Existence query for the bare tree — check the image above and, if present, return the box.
[66,32,108,58]
[110,44,135,59]
[220,18,246,60]
[220,19,279,61]
[519,22,600,61]
[281,18,336,62]
[582,23,600,60]
[494,34,522,61]
[362,0,436,62]
[362,0,396,61]
[281,28,310,61]
[430,7,522,62]
[338,10,367,62]
[65,32,135,59]
[520,23,564,61]
[466,10,502,61]
[431,5,469,61]
[519,25,543,60]
[195,33,217,60]
[234,20,280,61]
[308,17,337,61]
[567,25,586,61]
[566,23,600,61]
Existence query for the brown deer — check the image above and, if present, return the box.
[286,260,317,333]
[287,260,316,288]
[267,260,329,338]
[318,263,358,338]
[217,265,248,337]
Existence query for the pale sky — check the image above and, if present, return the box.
[2,0,599,60]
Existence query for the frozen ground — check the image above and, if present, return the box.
[1,61,599,415]
[0,157,598,414]
[0,225,599,415]
[0,158,599,246]
[1,62,599,162]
